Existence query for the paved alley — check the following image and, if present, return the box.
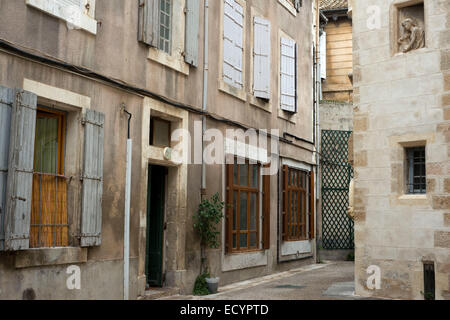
[162,262,375,300]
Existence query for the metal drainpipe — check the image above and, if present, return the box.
[122,106,132,300]
[201,0,209,195]
[315,0,321,261]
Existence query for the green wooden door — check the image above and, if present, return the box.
[145,165,166,287]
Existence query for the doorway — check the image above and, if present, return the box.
[145,165,167,288]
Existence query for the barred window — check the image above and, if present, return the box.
[406,147,426,194]
[159,0,172,54]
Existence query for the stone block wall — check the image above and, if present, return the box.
[352,0,450,300]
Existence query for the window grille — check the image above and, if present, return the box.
[406,147,426,194]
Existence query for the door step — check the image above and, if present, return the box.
[139,287,180,300]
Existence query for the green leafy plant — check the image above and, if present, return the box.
[193,193,224,294]
[194,193,225,249]
[193,271,211,296]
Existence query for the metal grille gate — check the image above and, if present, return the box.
[321,130,354,249]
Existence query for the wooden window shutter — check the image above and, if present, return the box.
[262,165,270,250]
[225,163,233,253]
[138,0,160,47]
[0,86,14,251]
[4,89,37,251]
[309,171,315,240]
[223,0,244,89]
[282,165,289,241]
[280,37,297,112]
[81,110,105,247]
[253,16,271,100]
[185,0,200,67]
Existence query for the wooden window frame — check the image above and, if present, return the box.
[226,159,262,253]
[35,107,66,175]
[283,165,313,242]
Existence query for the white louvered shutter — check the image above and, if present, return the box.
[223,0,244,89]
[280,37,297,113]
[4,90,37,251]
[320,31,327,79]
[81,110,105,247]
[0,86,14,251]
[253,17,271,100]
[185,0,200,67]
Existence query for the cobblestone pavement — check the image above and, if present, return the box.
[162,261,379,300]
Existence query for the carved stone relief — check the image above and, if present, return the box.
[397,4,425,53]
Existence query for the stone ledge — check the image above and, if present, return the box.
[15,247,88,269]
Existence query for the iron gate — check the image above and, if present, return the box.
[320,130,354,250]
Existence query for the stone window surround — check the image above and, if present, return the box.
[390,0,427,56]
[26,0,97,35]
[218,0,248,103]
[248,6,273,114]
[221,138,269,272]
[14,79,91,268]
[389,133,434,206]
[148,0,190,76]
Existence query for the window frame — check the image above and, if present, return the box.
[158,0,173,54]
[283,166,309,242]
[405,146,426,194]
[226,159,262,253]
[150,117,172,148]
[30,106,69,249]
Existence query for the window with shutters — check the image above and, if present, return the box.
[139,0,199,75]
[26,0,97,35]
[219,0,247,102]
[225,159,271,254]
[282,166,314,241]
[30,108,69,248]
[280,34,298,114]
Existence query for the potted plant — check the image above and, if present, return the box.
[193,193,224,295]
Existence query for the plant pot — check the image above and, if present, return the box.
[205,277,220,294]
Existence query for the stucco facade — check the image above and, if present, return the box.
[353,0,450,300]
[0,0,319,299]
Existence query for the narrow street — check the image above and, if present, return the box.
[163,262,373,300]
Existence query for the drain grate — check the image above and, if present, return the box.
[274,285,306,290]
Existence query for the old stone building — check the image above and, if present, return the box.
[0,0,319,299]
[353,0,450,300]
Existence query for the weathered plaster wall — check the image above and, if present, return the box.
[352,0,450,300]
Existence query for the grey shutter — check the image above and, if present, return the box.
[0,86,14,251]
[280,37,297,112]
[138,0,160,47]
[4,90,37,251]
[253,16,271,100]
[81,110,105,247]
[320,31,327,79]
[185,0,200,67]
[223,0,244,89]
